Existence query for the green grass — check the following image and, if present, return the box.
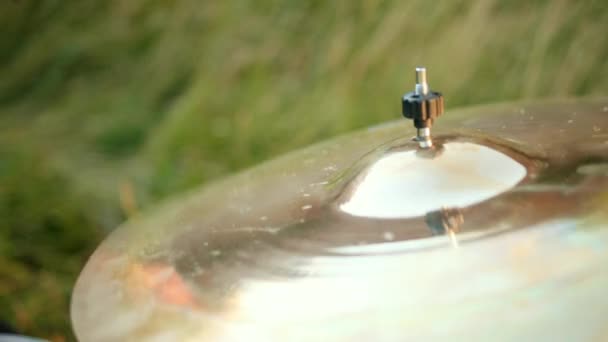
[1,0,607,340]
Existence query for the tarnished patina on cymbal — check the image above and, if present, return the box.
[72,99,608,341]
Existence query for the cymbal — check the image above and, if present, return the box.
[72,98,608,341]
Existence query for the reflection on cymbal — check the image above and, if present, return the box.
[339,142,527,219]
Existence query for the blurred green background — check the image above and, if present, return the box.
[1,0,607,340]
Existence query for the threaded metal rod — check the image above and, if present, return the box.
[416,127,433,148]
[415,67,429,96]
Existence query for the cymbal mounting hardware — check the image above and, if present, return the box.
[402,67,445,148]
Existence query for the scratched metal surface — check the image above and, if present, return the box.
[72,98,608,341]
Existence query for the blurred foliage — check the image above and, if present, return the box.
[0,147,101,340]
[0,0,607,339]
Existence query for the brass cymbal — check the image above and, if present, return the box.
[72,98,608,341]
